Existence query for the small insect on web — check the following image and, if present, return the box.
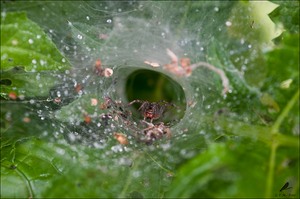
[145,48,230,95]
[94,58,114,78]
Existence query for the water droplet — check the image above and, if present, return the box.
[78,90,83,95]
[107,19,112,24]
[225,21,232,27]
[32,59,37,64]
[36,35,41,39]
[77,34,83,40]
[28,39,34,44]
[241,65,247,71]
[248,44,252,49]
[1,53,8,60]
[56,148,65,155]
[1,12,6,18]
[11,39,18,45]
[40,60,46,66]
[132,171,141,178]
[62,58,66,63]
[36,73,40,80]
[200,47,204,51]
[86,16,90,20]
[214,7,219,12]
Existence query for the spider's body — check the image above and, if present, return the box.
[139,101,164,122]
[102,97,175,144]
[128,100,174,122]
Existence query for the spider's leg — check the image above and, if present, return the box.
[127,99,143,107]
[143,125,155,132]
[141,120,153,126]
[138,103,145,111]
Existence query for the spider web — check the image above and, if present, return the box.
[1,1,244,197]
[3,1,229,144]
[55,1,229,147]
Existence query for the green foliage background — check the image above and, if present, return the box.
[1,1,299,198]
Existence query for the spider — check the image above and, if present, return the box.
[140,121,171,144]
[100,97,174,144]
[127,100,175,123]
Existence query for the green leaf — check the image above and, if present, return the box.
[269,1,299,34]
[264,33,299,89]
[0,12,71,98]
[1,69,58,97]
[261,32,299,137]
[227,1,280,45]
[1,12,70,71]
[1,137,77,198]
[167,140,299,198]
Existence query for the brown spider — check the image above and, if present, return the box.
[99,97,174,144]
[127,100,175,123]
[140,121,171,144]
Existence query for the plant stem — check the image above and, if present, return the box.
[272,89,299,133]
[265,89,299,197]
[15,167,34,198]
[265,142,278,198]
